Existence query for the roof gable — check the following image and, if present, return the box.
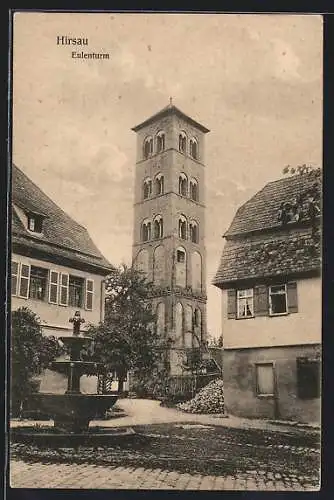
[12,164,113,272]
[225,170,322,237]
[131,103,210,133]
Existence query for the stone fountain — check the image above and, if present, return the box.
[11,311,134,447]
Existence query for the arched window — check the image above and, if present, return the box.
[189,220,198,243]
[153,215,163,239]
[175,246,187,288]
[143,177,152,199]
[185,305,193,347]
[193,308,202,343]
[143,137,153,159]
[191,251,202,290]
[190,178,198,201]
[141,219,151,242]
[156,302,165,336]
[190,137,198,160]
[134,249,149,275]
[178,215,187,240]
[155,173,164,195]
[179,131,187,154]
[153,245,166,285]
[156,131,165,153]
[174,302,183,345]
[179,173,188,197]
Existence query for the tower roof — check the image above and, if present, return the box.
[131,102,210,133]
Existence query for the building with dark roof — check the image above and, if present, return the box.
[11,164,114,337]
[213,170,321,423]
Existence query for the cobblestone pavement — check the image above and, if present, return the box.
[9,400,320,490]
[10,459,319,490]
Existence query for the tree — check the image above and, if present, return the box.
[282,164,321,176]
[87,265,161,393]
[11,307,64,417]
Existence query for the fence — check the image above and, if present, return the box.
[167,372,221,401]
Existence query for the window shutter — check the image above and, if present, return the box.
[254,285,269,317]
[59,273,69,306]
[49,270,59,304]
[227,289,236,319]
[287,281,298,313]
[11,261,19,296]
[18,263,30,298]
[85,279,94,311]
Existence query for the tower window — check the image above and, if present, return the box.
[177,249,185,263]
[179,173,188,197]
[142,220,152,241]
[155,173,164,195]
[189,221,198,243]
[143,137,153,159]
[179,131,187,154]
[153,216,163,239]
[143,178,152,199]
[156,131,165,153]
[190,137,198,160]
[179,216,187,240]
[190,178,198,201]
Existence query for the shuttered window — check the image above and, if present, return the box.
[18,264,30,298]
[287,282,298,313]
[49,270,59,304]
[11,261,19,296]
[297,357,320,399]
[85,279,94,311]
[254,285,269,317]
[59,273,69,306]
[227,289,236,319]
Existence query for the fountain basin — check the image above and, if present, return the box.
[27,393,118,418]
[11,425,136,448]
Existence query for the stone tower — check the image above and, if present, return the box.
[131,101,209,375]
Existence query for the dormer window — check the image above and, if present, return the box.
[27,213,44,233]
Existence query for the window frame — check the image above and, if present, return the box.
[48,270,60,305]
[85,279,94,311]
[18,263,31,299]
[237,288,254,319]
[269,284,288,316]
[296,357,320,400]
[29,265,48,302]
[59,272,70,306]
[11,261,19,296]
[255,362,275,398]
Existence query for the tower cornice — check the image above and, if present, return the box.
[133,191,206,209]
[135,147,206,167]
[131,104,210,134]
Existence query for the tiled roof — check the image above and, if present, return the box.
[225,170,321,237]
[213,228,321,287]
[131,103,210,133]
[213,171,322,287]
[12,164,114,273]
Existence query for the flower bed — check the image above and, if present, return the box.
[177,379,224,414]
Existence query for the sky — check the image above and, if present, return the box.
[12,12,323,338]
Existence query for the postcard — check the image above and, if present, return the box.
[9,11,322,491]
